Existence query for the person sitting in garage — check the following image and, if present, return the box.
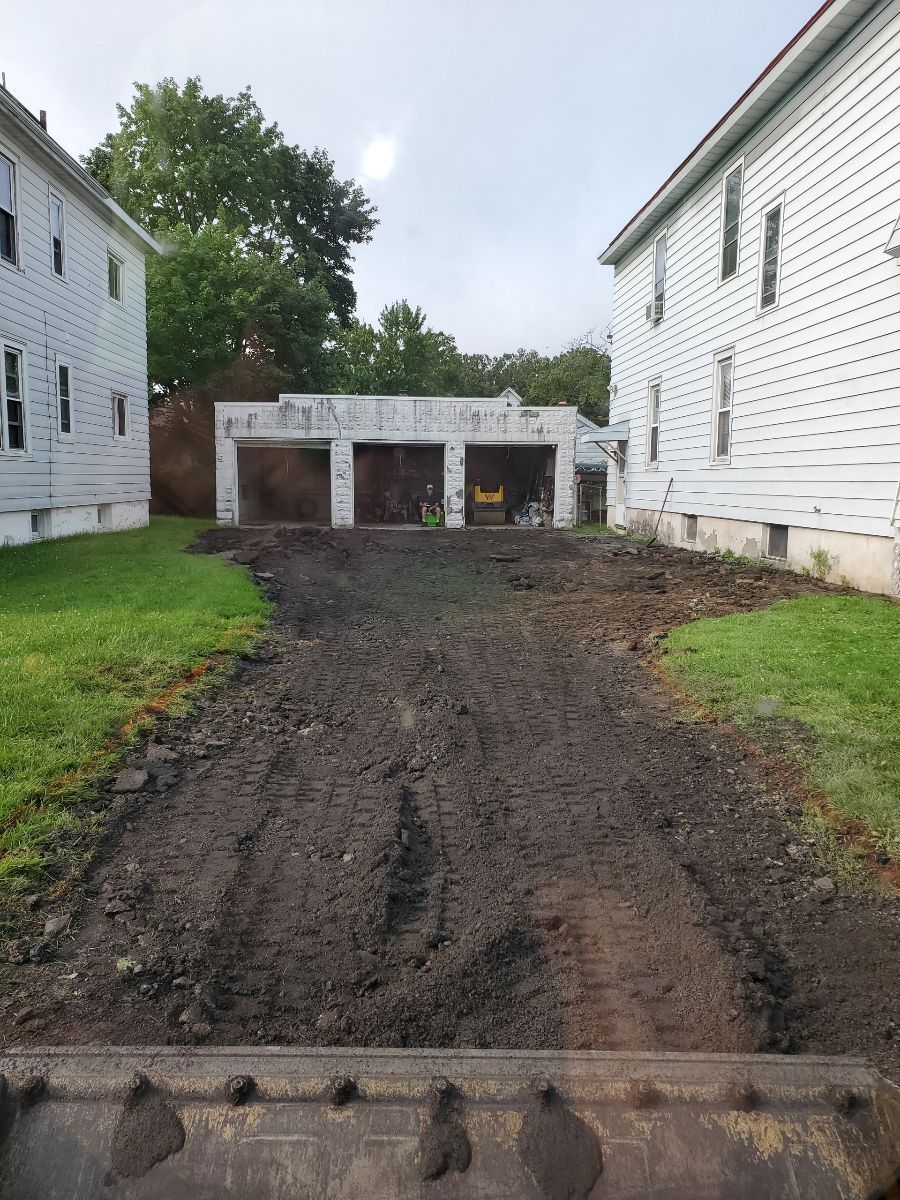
[418,483,444,524]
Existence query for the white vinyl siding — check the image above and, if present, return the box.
[0,114,150,515]
[606,0,900,539]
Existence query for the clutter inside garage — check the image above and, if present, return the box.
[353,444,445,524]
[465,446,556,526]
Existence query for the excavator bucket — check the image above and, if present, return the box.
[1,1046,898,1199]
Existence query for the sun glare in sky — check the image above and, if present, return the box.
[361,137,396,181]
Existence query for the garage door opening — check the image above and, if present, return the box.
[465,446,556,526]
[237,446,331,525]
[353,444,444,524]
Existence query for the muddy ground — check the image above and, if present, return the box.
[2,529,897,1081]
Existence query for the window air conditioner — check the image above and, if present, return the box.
[646,301,664,323]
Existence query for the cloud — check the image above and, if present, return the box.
[361,137,396,182]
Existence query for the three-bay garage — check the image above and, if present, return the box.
[216,395,577,530]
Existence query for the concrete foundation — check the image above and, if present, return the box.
[627,508,897,596]
[0,500,149,548]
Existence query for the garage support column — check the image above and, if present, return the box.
[216,436,237,525]
[331,439,354,527]
[553,435,576,529]
[444,441,465,528]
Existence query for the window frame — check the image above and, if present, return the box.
[650,228,667,318]
[0,146,22,271]
[56,357,73,438]
[0,339,29,455]
[710,347,735,465]
[107,247,126,305]
[718,156,744,284]
[757,193,786,314]
[112,390,130,439]
[48,187,67,280]
[646,377,661,468]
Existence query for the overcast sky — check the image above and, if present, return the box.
[9,0,817,356]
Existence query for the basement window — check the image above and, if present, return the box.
[766,523,789,559]
[683,514,698,542]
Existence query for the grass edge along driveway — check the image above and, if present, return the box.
[661,594,900,858]
[0,517,268,891]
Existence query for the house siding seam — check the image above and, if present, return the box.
[605,0,900,593]
[0,110,152,540]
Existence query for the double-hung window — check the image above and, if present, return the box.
[651,231,667,319]
[0,153,17,266]
[0,344,26,452]
[712,350,734,462]
[720,160,743,281]
[112,391,130,438]
[758,197,784,311]
[50,191,66,277]
[647,380,661,466]
[57,361,73,436]
[108,249,124,303]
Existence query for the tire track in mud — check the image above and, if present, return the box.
[3,527,896,1082]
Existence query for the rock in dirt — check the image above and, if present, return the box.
[145,743,177,764]
[811,876,836,895]
[43,913,71,938]
[104,899,134,918]
[113,767,150,793]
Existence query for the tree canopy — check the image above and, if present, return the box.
[334,303,610,423]
[84,77,376,397]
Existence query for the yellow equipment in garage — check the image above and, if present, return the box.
[472,483,506,526]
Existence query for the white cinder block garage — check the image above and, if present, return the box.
[215,395,578,530]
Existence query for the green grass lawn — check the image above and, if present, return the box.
[662,595,900,856]
[0,517,268,889]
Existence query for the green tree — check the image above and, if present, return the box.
[84,78,376,325]
[334,302,458,396]
[83,78,376,402]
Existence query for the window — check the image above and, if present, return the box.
[712,350,734,461]
[112,391,129,438]
[0,345,26,451]
[647,380,661,465]
[766,524,789,559]
[651,230,667,318]
[720,161,743,281]
[759,198,784,311]
[0,153,16,266]
[50,191,65,277]
[57,361,72,435]
[683,514,698,542]
[108,250,124,303]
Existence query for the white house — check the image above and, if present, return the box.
[596,0,900,595]
[0,85,159,546]
[215,395,577,529]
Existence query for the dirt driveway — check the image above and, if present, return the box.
[2,529,897,1079]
